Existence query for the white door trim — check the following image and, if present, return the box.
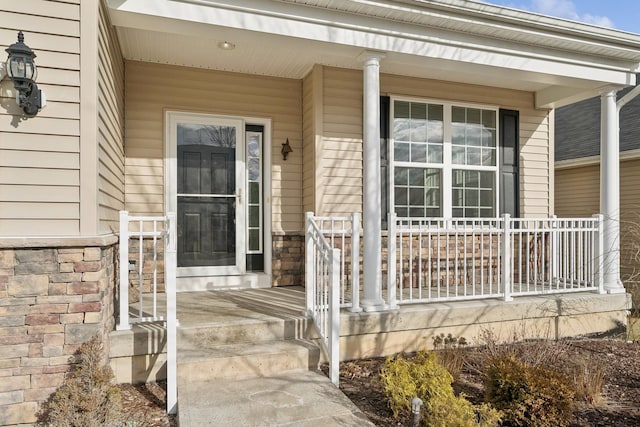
[165,111,272,287]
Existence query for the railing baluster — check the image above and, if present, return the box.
[138,220,144,319]
[351,213,361,312]
[503,214,512,301]
[152,220,158,319]
[388,212,397,308]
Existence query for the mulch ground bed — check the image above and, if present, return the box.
[119,381,177,427]
[338,338,640,426]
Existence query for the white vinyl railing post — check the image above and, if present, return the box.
[305,212,315,315]
[387,212,398,308]
[329,247,341,386]
[350,212,362,313]
[165,212,177,414]
[502,214,513,302]
[595,214,606,294]
[550,215,559,284]
[117,211,130,331]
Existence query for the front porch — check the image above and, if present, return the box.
[109,286,629,384]
[115,211,632,412]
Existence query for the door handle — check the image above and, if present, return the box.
[236,188,242,205]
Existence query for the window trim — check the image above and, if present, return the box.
[389,96,501,218]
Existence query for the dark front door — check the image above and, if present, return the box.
[176,119,244,275]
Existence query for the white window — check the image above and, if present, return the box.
[390,99,498,218]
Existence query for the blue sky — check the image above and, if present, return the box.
[483,0,640,34]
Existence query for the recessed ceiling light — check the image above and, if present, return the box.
[217,41,235,51]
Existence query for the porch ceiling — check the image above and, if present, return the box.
[107,0,640,108]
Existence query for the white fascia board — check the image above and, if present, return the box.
[109,0,636,86]
[415,0,640,49]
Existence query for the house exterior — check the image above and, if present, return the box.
[555,81,640,295]
[2,0,640,424]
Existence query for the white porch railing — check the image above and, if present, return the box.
[117,211,177,414]
[305,212,340,386]
[388,215,506,304]
[387,213,604,305]
[311,213,362,312]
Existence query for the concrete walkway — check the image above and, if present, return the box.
[165,287,374,426]
[178,370,375,426]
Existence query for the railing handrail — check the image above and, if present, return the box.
[305,212,341,387]
[308,217,334,254]
[117,210,177,414]
[393,216,598,229]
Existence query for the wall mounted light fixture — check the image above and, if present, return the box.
[281,138,293,160]
[4,31,45,116]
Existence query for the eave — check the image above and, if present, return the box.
[108,0,640,108]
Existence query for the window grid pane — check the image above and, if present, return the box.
[394,101,443,165]
[452,169,495,218]
[394,167,441,217]
[451,107,496,167]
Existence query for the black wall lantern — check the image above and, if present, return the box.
[5,31,44,116]
[281,138,293,160]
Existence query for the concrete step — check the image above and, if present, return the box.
[177,370,374,427]
[177,339,321,383]
[178,315,313,347]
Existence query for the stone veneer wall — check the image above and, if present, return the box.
[0,237,118,426]
[272,234,304,286]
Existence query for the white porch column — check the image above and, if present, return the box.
[600,90,625,293]
[360,51,386,312]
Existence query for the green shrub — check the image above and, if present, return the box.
[38,335,124,427]
[380,350,500,427]
[485,353,574,427]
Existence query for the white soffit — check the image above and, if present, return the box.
[108,0,640,106]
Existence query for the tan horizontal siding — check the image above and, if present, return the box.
[97,0,125,233]
[0,1,82,236]
[302,70,316,214]
[0,150,79,169]
[0,115,79,135]
[0,185,78,202]
[0,220,79,236]
[620,159,640,283]
[320,67,363,216]
[0,202,78,219]
[0,133,79,153]
[0,29,79,53]
[38,84,79,103]
[554,165,599,217]
[555,159,640,284]
[2,101,79,120]
[125,61,303,232]
[3,0,79,20]
[0,167,78,186]
[0,11,79,37]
